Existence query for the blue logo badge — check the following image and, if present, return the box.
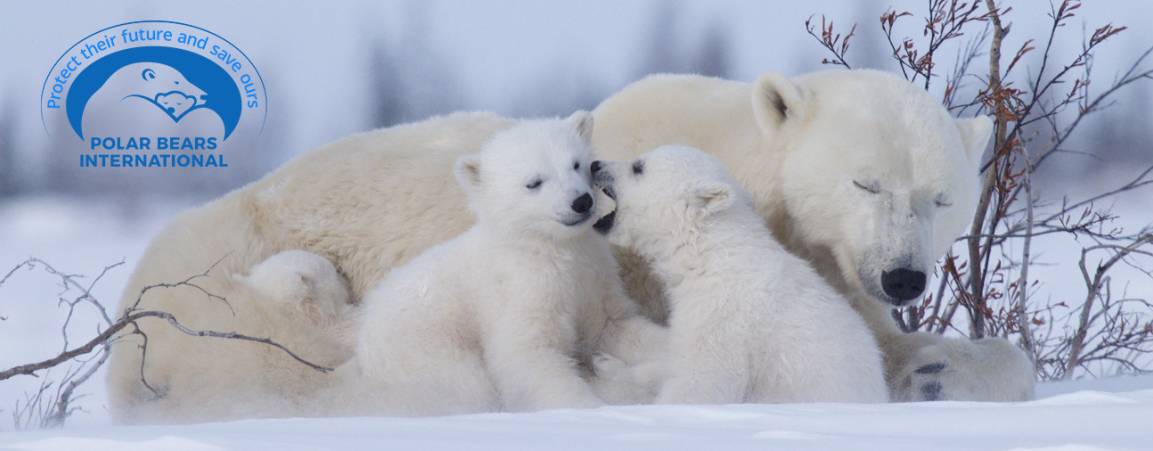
[40,20,267,168]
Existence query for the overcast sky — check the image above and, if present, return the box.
[2,0,1151,157]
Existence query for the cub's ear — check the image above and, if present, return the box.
[566,110,594,144]
[751,72,806,135]
[690,181,735,217]
[453,154,482,193]
[956,116,993,162]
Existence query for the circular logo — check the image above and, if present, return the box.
[40,20,267,168]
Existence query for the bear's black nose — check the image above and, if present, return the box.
[881,268,927,301]
[571,193,593,213]
[591,160,603,174]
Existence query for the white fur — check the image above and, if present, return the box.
[108,247,354,424]
[237,250,352,325]
[591,70,1034,401]
[105,112,517,423]
[592,146,887,404]
[107,112,664,423]
[334,113,629,415]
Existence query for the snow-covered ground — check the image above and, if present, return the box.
[0,196,199,427]
[2,196,1152,450]
[0,375,1150,451]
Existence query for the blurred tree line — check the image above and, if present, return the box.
[0,0,1147,202]
[364,0,733,128]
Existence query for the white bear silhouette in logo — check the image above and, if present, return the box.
[81,62,225,140]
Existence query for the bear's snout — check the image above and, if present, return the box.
[881,268,927,303]
[571,193,594,214]
[592,161,615,189]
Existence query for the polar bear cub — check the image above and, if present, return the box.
[591,145,888,404]
[237,250,353,326]
[231,250,358,370]
[341,112,624,415]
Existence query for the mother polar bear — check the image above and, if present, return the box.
[107,69,1033,423]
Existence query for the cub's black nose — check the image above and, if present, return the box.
[591,160,603,174]
[882,268,927,301]
[571,193,593,213]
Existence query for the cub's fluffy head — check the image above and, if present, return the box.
[749,69,990,307]
[454,111,598,240]
[591,145,742,250]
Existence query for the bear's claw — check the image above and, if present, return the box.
[920,381,943,400]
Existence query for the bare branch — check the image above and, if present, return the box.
[0,257,331,428]
[805,14,856,69]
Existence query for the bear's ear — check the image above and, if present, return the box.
[956,116,993,162]
[751,72,806,135]
[566,110,594,144]
[453,154,483,193]
[690,181,735,217]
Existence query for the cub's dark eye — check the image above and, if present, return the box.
[526,179,543,190]
[934,195,953,207]
[573,161,581,171]
[852,180,880,194]
[632,160,645,175]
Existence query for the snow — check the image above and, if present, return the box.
[0,376,1151,450]
[0,196,197,427]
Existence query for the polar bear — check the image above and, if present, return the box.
[588,145,886,404]
[590,70,1035,401]
[81,62,224,140]
[107,247,355,424]
[331,113,656,416]
[237,250,354,327]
